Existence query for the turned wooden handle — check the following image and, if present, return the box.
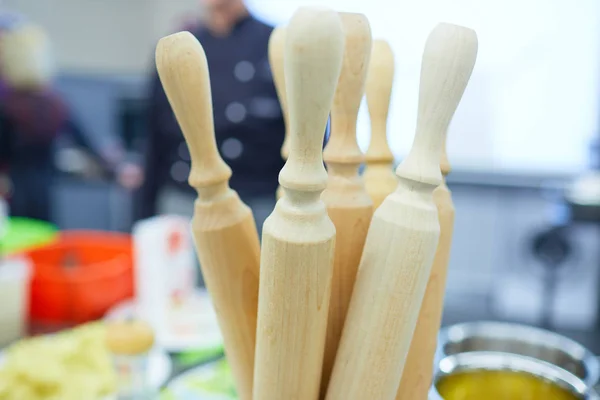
[156,32,260,400]
[253,7,344,400]
[269,26,289,160]
[324,13,371,164]
[396,23,478,186]
[270,26,288,201]
[365,39,395,164]
[363,39,397,210]
[278,8,345,193]
[156,32,231,191]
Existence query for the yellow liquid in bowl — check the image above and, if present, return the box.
[436,370,579,400]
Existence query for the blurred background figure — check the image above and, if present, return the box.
[138,0,285,231]
[0,21,133,222]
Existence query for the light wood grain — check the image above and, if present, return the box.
[270,26,288,200]
[396,177,454,400]
[397,85,456,400]
[325,23,478,400]
[320,12,374,398]
[253,7,344,400]
[364,39,397,209]
[155,32,260,400]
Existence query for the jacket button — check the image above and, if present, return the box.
[221,138,243,160]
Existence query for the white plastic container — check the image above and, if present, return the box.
[132,215,197,347]
[0,256,31,346]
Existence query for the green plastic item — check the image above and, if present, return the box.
[174,344,225,367]
[0,217,58,256]
[185,359,236,397]
[165,358,238,399]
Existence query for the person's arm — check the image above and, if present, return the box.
[62,115,125,175]
[62,109,146,193]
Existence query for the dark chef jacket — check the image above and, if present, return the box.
[139,14,285,219]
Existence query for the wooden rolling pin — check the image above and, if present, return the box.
[269,26,289,200]
[396,128,456,399]
[363,39,397,209]
[253,7,344,400]
[155,32,260,400]
[320,12,374,397]
[325,23,478,400]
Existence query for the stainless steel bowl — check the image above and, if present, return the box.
[428,352,598,399]
[437,321,600,386]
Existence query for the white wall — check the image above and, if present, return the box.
[3,0,199,74]
[246,0,600,174]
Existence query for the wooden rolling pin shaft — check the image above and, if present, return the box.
[320,12,374,398]
[325,23,478,400]
[155,32,261,400]
[253,7,344,400]
[396,132,455,399]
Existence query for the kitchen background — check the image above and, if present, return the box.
[5,0,598,344]
[0,4,599,400]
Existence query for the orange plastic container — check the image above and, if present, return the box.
[26,231,134,329]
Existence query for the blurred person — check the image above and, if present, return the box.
[0,22,135,222]
[0,11,25,202]
[139,0,285,231]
